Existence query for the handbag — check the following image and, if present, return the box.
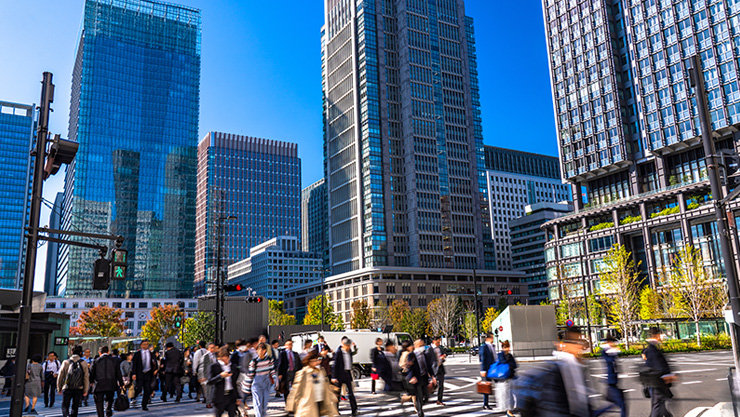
[114,390,130,411]
[476,380,493,395]
[370,372,379,380]
[487,353,511,381]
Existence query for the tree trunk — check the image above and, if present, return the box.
[695,320,701,347]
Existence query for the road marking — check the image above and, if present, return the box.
[624,389,635,392]
[716,378,728,381]
[682,381,702,385]
[674,368,716,374]
[589,394,602,398]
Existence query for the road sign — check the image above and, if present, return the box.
[565,319,574,327]
[54,337,68,346]
[498,326,503,332]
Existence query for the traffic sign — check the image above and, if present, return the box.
[498,326,503,332]
[565,319,574,327]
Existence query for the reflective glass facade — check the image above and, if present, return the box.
[0,101,34,290]
[301,179,329,267]
[60,0,201,298]
[323,0,493,274]
[194,133,301,296]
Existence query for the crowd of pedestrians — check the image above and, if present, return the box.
[1,324,684,417]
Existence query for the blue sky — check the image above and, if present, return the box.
[0,0,556,288]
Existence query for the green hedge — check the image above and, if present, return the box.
[650,206,680,218]
[589,221,614,232]
[586,334,731,358]
[619,215,642,225]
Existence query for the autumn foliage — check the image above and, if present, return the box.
[70,305,126,337]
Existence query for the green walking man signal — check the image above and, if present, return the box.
[111,249,127,280]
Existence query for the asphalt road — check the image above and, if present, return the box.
[1,351,734,416]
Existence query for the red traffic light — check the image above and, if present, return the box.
[223,283,243,292]
[246,296,263,303]
[507,290,512,295]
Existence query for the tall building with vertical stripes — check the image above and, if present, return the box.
[194,132,301,296]
[322,0,494,275]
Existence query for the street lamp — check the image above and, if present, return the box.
[313,266,331,331]
[214,215,236,344]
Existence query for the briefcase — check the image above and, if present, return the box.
[476,381,493,395]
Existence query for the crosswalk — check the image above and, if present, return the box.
[34,397,200,417]
[335,396,498,417]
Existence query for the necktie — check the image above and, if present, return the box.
[419,353,426,374]
[288,351,294,371]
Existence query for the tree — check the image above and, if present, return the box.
[387,299,411,330]
[481,307,500,334]
[178,312,215,348]
[638,286,660,320]
[400,308,430,340]
[668,244,727,346]
[427,295,460,341]
[462,312,478,343]
[303,295,344,331]
[350,300,372,329]
[141,305,182,348]
[269,300,297,326]
[598,244,642,347]
[587,294,604,325]
[371,300,391,331]
[70,305,126,337]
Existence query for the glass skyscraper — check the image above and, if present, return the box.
[0,101,34,290]
[322,0,494,274]
[301,179,329,266]
[194,132,301,296]
[541,0,740,307]
[59,0,201,298]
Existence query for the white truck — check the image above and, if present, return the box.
[290,330,412,379]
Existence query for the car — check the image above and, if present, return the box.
[468,345,480,356]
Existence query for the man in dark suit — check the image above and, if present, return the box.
[429,336,447,405]
[90,346,123,417]
[643,327,676,417]
[131,340,158,411]
[601,336,626,417]
[331,338,358,416]
[406,339,436,417]
[208,346,240,417]
[277,340,301,399]
[478,333,496,410]
[161,342,183,402]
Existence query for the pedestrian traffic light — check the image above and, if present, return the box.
[223,283,243,292]
[110,248,127,280]
[92,258,110,290]
[246,296,263,303]
[174,314,183,329]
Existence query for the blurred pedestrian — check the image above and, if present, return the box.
[162,342,183,402]
[370,338,383,394]
[318,344,332,377]
[286,350,338,417]
[643,327,676,417]
[132,340,158,411]
[494,340,517,416]
[24,354,43,413]
[81,348,93,406]
[192,341,208,403]
[208,346,240,417]
[1,357,15,396]
[406,339,435,417]
[90,346,123,417]
[429,336,447,405]
[278,340,302,399]
[183,348,197,399]
[42,351,61,407]
[57,345,90,417]
[478,333,496,410]
[119,353,133,399]
[377,341,402,392]
[243,343,276,417]
[301,340,314,360]
[598,336,626,417]
[398,341,414,405]
[331,339,357,417]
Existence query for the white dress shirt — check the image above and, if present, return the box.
[219,360,233,391]
[141,349,151,373]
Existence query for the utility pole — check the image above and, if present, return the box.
[10,72,53,417]
[580,229,594,353]
[689,54,740,373]
[213,215,235,345]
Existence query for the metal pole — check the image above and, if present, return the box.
[581,230,594,353]
[321,270,325,331]
[690,54,740,374]
[473,268,481,347]
[215,219,222,345]
[10,72,53,417]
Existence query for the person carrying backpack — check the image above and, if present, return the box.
[493,341,517,416]
[57,345,90,417]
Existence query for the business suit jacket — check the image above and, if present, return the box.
[207,361,240,409]
[278,350,302,378]
[163,348,183,375]
[427,345,446,376]
[90,354,123,392]
[405,350,434,384]
[131,350,157,379]
[479,343,496,373]
[643,342,671,376]
[331,349,354,382]
[602,350,619,385]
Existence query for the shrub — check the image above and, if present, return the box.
[619,215,642,225]
[650,206,680,218]
[687,201,699,210]
[589,221,614,232]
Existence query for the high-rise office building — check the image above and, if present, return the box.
[0,101,34,290]
[45,192,64,296]
[541,0,740,305]
[59,0,201,298]
[509,202,572,304]
[227,236,323,301]
[301,179,328,265]
[194,132,301,296]
[484,146,571,270]
[322,0,494,274]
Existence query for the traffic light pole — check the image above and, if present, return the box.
[473,268,481,347]
[690,55,740,376]
[10,72,53,417]
[215,219,223,345]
